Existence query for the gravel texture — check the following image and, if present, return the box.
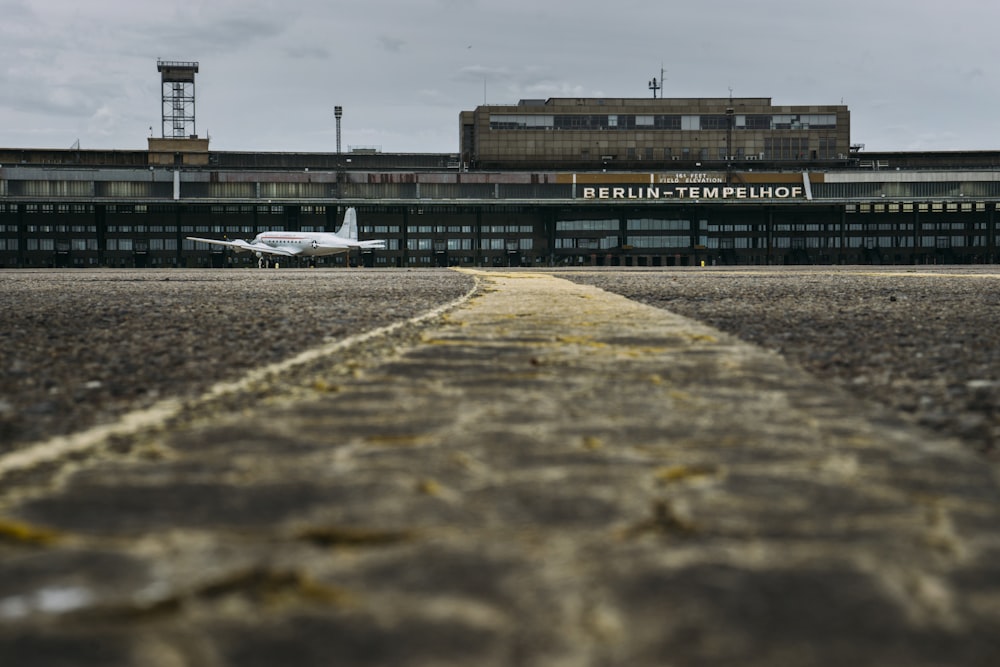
[4,266,999,461]
[3,267,1000,666]
[564,266,1000,458]
[0,269,475,449]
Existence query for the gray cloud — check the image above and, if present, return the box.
[378,36,406,53]
[0,0,997,152]
[284,46,332,60]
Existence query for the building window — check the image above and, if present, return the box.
[557,219,618,231]
[700,115,731,130]
[626,235,689,248]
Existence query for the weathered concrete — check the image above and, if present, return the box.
[2,270,999,666]
[0,269,475,449]
[567,267,1000,458]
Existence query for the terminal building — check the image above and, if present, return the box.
[458,97,852,169]
[1,67,998,268]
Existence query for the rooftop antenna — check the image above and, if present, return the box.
[726,86,735,181]
[649,64,666,99]
[334,106,343,154]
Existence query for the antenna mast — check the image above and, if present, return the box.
[334,106,343,154]
[726,86,735,182]
[648,75,660,99]
[648,65,666,99]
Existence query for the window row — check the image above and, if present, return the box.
[23,225,99,233]
[557,219,619,231]
[3,232,992,253]
[105,239,179,251]
[490,113,837,132]
[405,238,535,251]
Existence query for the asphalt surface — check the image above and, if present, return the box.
[0,269,475,449]
[1,266,999,666]
[565,266,1000,458]
[6,266,998,457]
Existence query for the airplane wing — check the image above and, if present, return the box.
[311,240,386,252]
[186,237,299,257]
[308,243,351,254]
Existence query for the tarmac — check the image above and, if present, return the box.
[2,268,1000,666]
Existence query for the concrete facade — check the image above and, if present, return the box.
[460,97,851,169]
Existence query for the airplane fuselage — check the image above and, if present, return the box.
[253,232,352,257]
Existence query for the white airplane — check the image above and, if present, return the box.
[187,208,385,265]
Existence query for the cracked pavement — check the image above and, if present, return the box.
[1,269,999,666]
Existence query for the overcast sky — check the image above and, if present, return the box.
[1,0,997,155]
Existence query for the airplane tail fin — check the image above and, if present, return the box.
[335,207,358,241]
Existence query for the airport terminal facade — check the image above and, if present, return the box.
[2,96,1000,268]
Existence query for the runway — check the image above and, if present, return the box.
[0,269,475,450]
[1,267,999,666]
[3,266,997,457]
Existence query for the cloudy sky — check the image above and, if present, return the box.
[0,0,997,155]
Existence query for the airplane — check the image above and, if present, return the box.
[186,208,385,267]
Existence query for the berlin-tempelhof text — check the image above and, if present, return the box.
[582,186,805,200]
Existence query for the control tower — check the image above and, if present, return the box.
[157,60,199,139]
[149,60,208,166]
